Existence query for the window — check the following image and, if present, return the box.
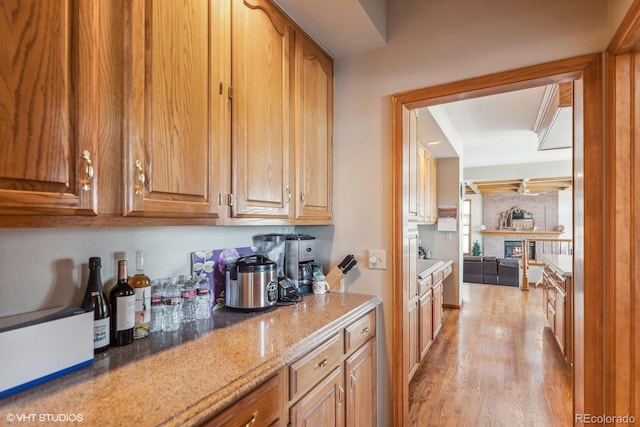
[462,199,471,255]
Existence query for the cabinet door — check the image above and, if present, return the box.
[293,31,333,222]
[555,290,566,354]
[407,109,419,221]
[0,0,98,216]
[432,282,443,339]
[290,366,345,427]
[345,338,376,427]
[428,154,438,223]
[408,301,419,380]
[408,234,418,299]
[123,0,224,218]
[417,145,427,222]
[419,290,433,359]
[231,0,292,219]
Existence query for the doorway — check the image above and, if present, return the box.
[391,54,604,426]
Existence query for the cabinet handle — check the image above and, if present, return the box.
[81,151,94,191]
[350,372,356,390]
[361,326,369,335]
[244,411,257,427]
[134,160,146,196]
[338,384,344,404]
[314,358,328,369]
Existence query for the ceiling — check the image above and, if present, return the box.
[273,0,574,195]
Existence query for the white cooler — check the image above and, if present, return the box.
[0,306,94,398]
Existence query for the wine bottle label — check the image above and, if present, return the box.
[94,317,110,348]
[116,294,135,331]
[135,287,151,325]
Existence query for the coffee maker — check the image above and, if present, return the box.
[285,234,316,293]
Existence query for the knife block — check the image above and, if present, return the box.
[325,266,346,293]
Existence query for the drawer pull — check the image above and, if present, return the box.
[244,411,257,427]
[315,358,328,369]
[361,326,369,335]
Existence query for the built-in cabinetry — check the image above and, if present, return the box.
[417,144,438,224]
[0,0,99,217]
[409,259,452,379]
[0,0,333,227]
[123,0,225,219]
[541,254,573,365]
[205,309,377,427]
[202,371,284,426]
[407,109,438,224]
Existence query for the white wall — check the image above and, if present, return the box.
[332,0,609,424]
[0,0,622,425]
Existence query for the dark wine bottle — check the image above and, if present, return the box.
[81,257,111,353]
[109,260,135,346]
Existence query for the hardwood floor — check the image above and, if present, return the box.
[409,282,573,427]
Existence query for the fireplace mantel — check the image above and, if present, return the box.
[481,230,564,236]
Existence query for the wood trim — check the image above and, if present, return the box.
[603,1,640,419]
[391,53,603,427]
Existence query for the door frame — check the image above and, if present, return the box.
[391,53,604,425]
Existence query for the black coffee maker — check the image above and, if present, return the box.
[284,234,315,293]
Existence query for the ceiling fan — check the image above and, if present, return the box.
[518,178,542,196]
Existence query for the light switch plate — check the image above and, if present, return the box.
[368,249,387,270]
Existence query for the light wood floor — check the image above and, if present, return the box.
[409,282,573,427]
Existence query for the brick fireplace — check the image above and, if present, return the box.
[481,192,560,258]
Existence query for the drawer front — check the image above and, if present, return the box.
[418,274,433,296]
[289,333,343,401]
[345,310,376,354]
[204,372,282,427]
[432,269,444,284]
[442,264,453,279]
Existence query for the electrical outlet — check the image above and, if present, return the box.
[368,249,387,270]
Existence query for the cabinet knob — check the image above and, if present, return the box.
[134,160,146,196]
[81,151,94,191]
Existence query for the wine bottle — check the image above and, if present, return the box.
[130,250,151,339]
[110,260,135,346]
[81,257,110,353]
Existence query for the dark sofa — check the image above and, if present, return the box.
[462,256,483,283]
[463,256,520,287]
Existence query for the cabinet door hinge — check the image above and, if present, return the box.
[228,86,234,99]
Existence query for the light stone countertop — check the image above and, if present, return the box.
[539,254,573,277]
[0,292,381,426]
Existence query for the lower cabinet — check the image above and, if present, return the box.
[345,338,376,427]
[290,366,345,427]
[542,262,573,365]
[408,300,419,379]
[202,371,284,427]
[419,289,433,360]
[208,308,377,426]
[432,281,443,339]
[288,309,377,426]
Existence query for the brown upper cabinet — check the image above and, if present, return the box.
[292,30,334,222]
[0,0,333,227]
[122,0,225,219]
[0,0,99,217]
